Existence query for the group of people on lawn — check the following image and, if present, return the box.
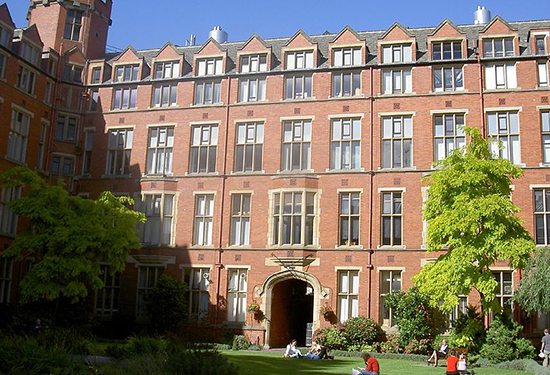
[427,340,474,375]
[284,338,473,375]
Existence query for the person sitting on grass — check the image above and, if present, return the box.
[351,352,380,375]
[427,339,448,367]
[457,352,474,375]
[283,339,302,358]
[446,349,460,375]
[304,340,321,359]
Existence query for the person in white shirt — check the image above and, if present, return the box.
[427,339,448,367]
[283,339,303,358]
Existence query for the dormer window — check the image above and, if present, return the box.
[196,57,223,76]
[535,35,547,55]
[91,67,101,84]
[483,38,514,58]
[0,26,10,47]
[154,60,180,79]
[332,47,362,67]
[382,44,412,63]
[64,9,83,41]
[20,42,40,66]
[285,50,314,70]
[114,64,139,82]
[432,41,462,60]
[63,64,83,83]
[240,54,267,73]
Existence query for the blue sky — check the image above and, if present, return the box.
[4,0,550,51]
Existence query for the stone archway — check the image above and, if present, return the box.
[255,270,327,348]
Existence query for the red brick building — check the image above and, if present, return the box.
[1,1,550,347]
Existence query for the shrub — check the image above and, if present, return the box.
[125,336,169,358]
[480,315,535,363]
[176,318,233,344]
[37,327,95,355]
[342,316,385,348]
[403,338,431,354]
[448,305,486,353]
[314,325,347,350]
[247,344,263,351]
[380,334,401,354]
[145,275,188,334]
[384,287,435,349]
[232,335,251,350]
[0,335,88,375]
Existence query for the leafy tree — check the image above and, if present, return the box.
[414,127,535,312]
[0,167,145,302]
[383,287,434,349]
[145,274,188,333]
[513,247,550,312]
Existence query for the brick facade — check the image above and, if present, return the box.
[1,1,550,346]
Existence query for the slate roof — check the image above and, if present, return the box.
[103,19,550,79]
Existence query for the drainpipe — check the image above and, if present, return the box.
[367,66,375,319]
[214,70,231,325]
[476,48,486,137]
[45,42,65,180]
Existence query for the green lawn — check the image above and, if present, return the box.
[223,351,528,375]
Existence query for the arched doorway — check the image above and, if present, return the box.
[256,270,325,348]
[269,279,314,347]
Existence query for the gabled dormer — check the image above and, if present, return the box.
[478,16,519,58]
[427,19,467,60]
[282,30,318,70]
[329,26,366,67]
[530,29,550,56]
[237,34,271,73]
[378,22,416,64]
[151,42,183,80]
[193,38,227,77]
[13,25,44,67]
[61,46,87,83]
[111,45,145,82]
[0,3,16,49]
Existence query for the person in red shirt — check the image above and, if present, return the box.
[446,349,460,375]
[358,352,380,375]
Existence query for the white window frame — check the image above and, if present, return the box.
[339,192,360,246]
[240,54,268,73]
[285,50,314,70]
[51,154,74,177]
[64,9,83,41]
[152,83,177,107]
[538,62,549,87]
[82,129,94,176]
[227,268,248,323]
[183,267,210,319]
[139,193,175,246]
[194,80,222,105]
[193,194,215,246]
[112,87,137,110]
[542,111,550,164]
[0,26,10,47]
[196,57,223,76]
[332,71,361,97]
[271,190,317,246]
[534,189,550,245]
[381,192,403,246]
[434,113,466,161]
[487,112,521,165]
[281,120,311,171]
[331,118,361,170]
[146,127,174,175]
[36,121,48,171]
[106,128,133,176]
[381,116,413,169]
[382,69,412,94]
[380,269,402,326]
[492,270,514,317]
[114,64,139,82]
[19,42,39,65]
[431,41,463,60]
[0,187,21,236]
[483,38,515,58]
[154,60,180,79]
[55,114,78,142]
[94,264,121,316]
[433,66,464,92]
[332,47,362,67]
[189,124,218,174]
[382,44,413,63]
[484,63,517,90]
[136,266,163,318]
[234,122,263,173]
[337,270,359,322]
[230,193,251,246]
[238,77,266,102]
[16,65,36,94]
[285,75,312,100]
[7,110,30,163]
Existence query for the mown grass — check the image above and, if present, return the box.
[223,351,528,375]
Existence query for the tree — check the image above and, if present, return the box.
[512,247,550,312]
[413,127,535,313]
[145,274,188,333]
[0,167,145,302]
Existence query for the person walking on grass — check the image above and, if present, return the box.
[541,329,550,367]
[351,352,380,375]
